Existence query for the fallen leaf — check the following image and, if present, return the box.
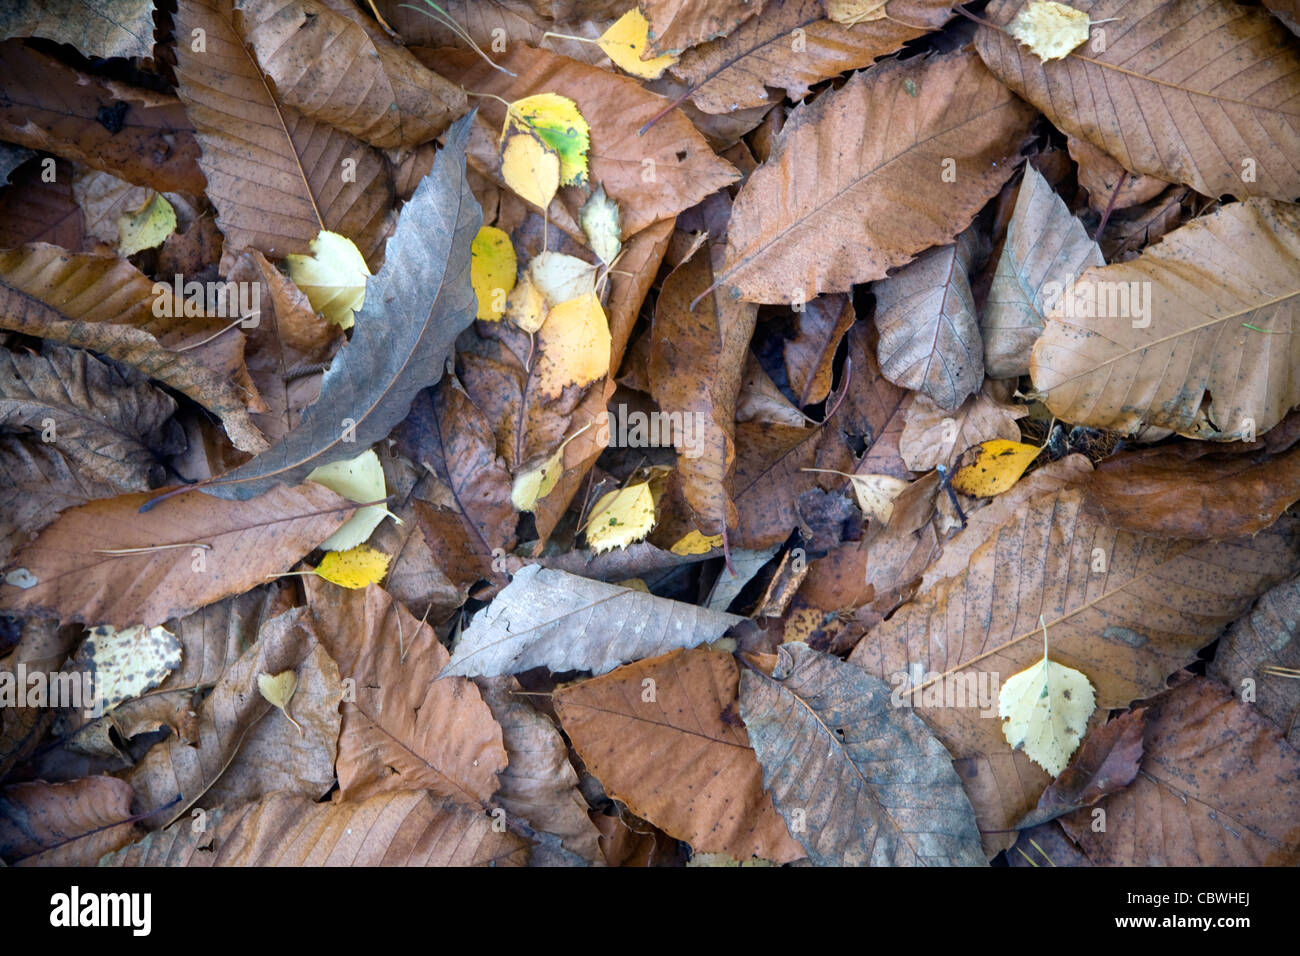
[998,621,1098,776]
[0,0,155,58]
[1007,0,1093,60]
[783,294,854,408]
[976,0,1300,200]
[640,0,763,55]
[1031,199,1300,441]
[500,128,563,210]
[471,226,518,320]
[740,642,986,865]
[555,648,803,862]
[534,291,612,398]
[313,543,391,589]
[586,481,657,554]
[442,564,743,678]
[1,483,354,627]
[200,112,480,499]
[76,624,182,715]
[951,438,1042,497]
[719,50,1035,302]
[284,230,372,330]
[307,449,393,552]
[598,8,678,78]
[0,776,138,866]
[899,381,1026,472]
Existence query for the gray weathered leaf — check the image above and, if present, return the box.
[202,112,480,500]
[983,166,1104,378]
[740,642,986,866]
[873,226,985,412]
[441,564,744,678]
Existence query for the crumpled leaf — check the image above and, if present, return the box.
[598,8,678,78]
[285,230,372,330]
[719,50,1034,302]
[0,0,155,58]
[1030,199,1300,441]
[555,648,803,862]
[1007,0,1093,60]
[75,624,182,715]
[442,564,743,678]
[200,112,480,500]
[741,642,986,866]
[580,184,622,266]
[586,481,657,554]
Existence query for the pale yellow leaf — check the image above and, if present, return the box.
[586,482,656,554]
[307,449,396,551]
[1007,0,1093,61]
[285,230,371,330]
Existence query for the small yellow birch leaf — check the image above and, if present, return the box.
[512,445,565,512]
[998,619,1096,776]
[586,481,656,554]
[257,669,303,736]
[285,230,371,330]
[824,0,889,25]
[501,129,562,210]
[951,439,1041,497]
[116,191,176,257]
[506,271,548,333]
[580,184,622,265]
[313,544,391,589]
[535,292,611,398]
[671,530,723,555]
[1007,0,1093,61]
[504,93,590,187]
[307,449,396,551]
[598,8,679,79]
[471,226,517,321]
[80,624,182,714]
[530,250,598,306]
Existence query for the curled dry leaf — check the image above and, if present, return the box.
[719,50,1035,302]
[740,642,986,866]
[0,0,155,59]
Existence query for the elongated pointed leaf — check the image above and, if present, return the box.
[740,642,986,866]
[442,564,744,678]
[202,112,480,500]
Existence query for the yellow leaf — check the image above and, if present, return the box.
[116,191,176,257]
[1007,0,1092,61]
[257,669,303,736]
[80,624,181,714]
[671,530,723,555]
[307,449,397,551]
[950,439,1041,497]
[313,544,391,589]
[804,468,909,524]
[471,226,517,321]
[512,445,565,512]
[824,0,890,25]
[586,481,656,554]
[285,230,371,330]
[506,271,548,333]
[500,128,562,210]
[534,291,611,398]
[580,184,622,265]
[504,93,590,187]
[529,250,598,306]
[598,8,678,79]
[998,620,1096,776]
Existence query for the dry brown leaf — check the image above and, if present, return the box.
[476,676,603,863]
[874,225,985,412]
[0,776,138,866]
[671,0,952,113]
[555,648,804,863]
[305,578,507,805]
[783,294,854,409]
[376,0,612,65]
[101,789,529,865]
[127,607,340,825]
[0,42,204,195]
[1211,573,1300,748]
[898,380,1026,472]
[640,0,763,55]
[0,437,117,568]
[173,0,395,267]
[0,0,155,58]
[1059,678,1300,864]
[0,344,182,492]
[1067,135,1169,213]
[422,45,739,238]
[1031,199,1300,441]
[0,244,267,454]
[976,0,1300,201]
[236,0,466,149]
[982,164,1103,379]
[0,157,86,250]
[1,484,353,628]
[849,489,1300,850]
[719,49,1035,302]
